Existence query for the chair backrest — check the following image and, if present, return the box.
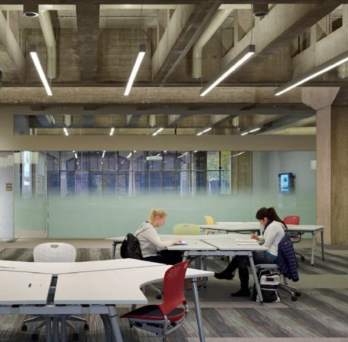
[204,215,214,225]
[33,243,77,263]
[283,216,300,225]
[159,260,190,316]
[173,223,200,235]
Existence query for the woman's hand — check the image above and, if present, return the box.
[173,237,182,244]
[251,234,258,240]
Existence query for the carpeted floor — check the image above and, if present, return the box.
[1,248,348,341]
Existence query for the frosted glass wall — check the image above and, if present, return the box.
[14,150,316,238]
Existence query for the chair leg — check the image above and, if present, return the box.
[66,321,77,331]
[34,320,46,332]
[23,316,45,324]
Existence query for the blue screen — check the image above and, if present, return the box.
[279,173,291,194]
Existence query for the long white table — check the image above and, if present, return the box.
[0,260,213,342]
[107,234,269,303]
[200,222,325,266]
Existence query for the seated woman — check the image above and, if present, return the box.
[135,209,183,265]
[214,207,286,297]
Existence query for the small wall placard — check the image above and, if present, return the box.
[6,183,12,191]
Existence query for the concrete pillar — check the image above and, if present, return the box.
[0,152,15,241]
[302,87,348,246]
[157,9,169,45]
[234,9,253,43]
[231,151,252,194]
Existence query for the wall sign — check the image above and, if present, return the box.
[6,183,12,191]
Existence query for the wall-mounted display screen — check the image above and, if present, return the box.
[278,173,294,194]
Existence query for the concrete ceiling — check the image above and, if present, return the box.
[0,2,346,138]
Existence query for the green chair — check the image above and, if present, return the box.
[173,223,200,235]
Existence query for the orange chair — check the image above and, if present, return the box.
[121,261,190,339]
[283,216,305,261]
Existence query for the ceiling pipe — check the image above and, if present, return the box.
[192,9,233,79]
[149,115,156,127]
[252,4,269,17]
[38,10,57,80]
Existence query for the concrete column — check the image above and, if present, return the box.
[0,152,15,241]
[233,9,253,43]
[231,151,252,194]
[157,9,169,45]
[302,88,348,246]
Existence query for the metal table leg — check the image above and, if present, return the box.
[53,317,59,342]
[100,314,112,342]
[311,232,316,266]
[46,317,52,342]
[61,317,67,342]
[248,254,263,304]
[107,306,123,342]
[191,278,205,342]
[112,242,117,259]
[321,230,325,261]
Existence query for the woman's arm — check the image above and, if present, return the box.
[141,227,176,249]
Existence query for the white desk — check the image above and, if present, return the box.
[201,222,325,266]
[0,259,212,342]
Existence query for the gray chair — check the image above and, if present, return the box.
[22,243,89,341]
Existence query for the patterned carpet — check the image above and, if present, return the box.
[1,248,348,341]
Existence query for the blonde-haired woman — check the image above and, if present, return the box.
[135,209,183,265]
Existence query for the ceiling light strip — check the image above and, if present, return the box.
[63,127,69,136]
[30,45,52,96]
[275,50,348,96]
[200,45,255,97]
[124,44,146,96]
[197,127,212,136]
[152,127,164,136]
[110,127,115,136]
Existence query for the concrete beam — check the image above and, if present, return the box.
[0,87,305,105]
[0,1,343,5]
[126,114,142,127]
[222,2,342,81]
[264,127,316,135]
[76,4,100,82]
[0,10,26,82]
[167,115,183,127]
[152,3,220,82]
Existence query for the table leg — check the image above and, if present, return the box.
[311,233,316,266]
[321,230,325,261]
[46,317,52,342]
[191,278,206,342]
[182,252,188,262]
[112,242,117,259]
[107,306,123,342]
[248,255,263,304]
[100,314,112,342]
[61,317,67,342]
[53,317,59,342]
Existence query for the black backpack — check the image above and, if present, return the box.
[120,233,143,260]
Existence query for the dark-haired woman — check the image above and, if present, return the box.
[214,207,286,297]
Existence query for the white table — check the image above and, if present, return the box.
[0,259,212,342]
[200,222,325,266]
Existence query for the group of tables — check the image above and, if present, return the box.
[0,258,212,342]
[0,221,324,342]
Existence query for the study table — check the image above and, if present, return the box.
[0,259,213,342]
[107,234,268,303]
[199,222,325,266]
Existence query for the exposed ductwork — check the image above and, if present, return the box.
[192,9,232,79]
[39,10,57,80]
[252,4,269,17]
[149,115,156,127]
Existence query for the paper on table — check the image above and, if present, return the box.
[235,239,258,243]
[236,242,259,245]
[174,241,187,245]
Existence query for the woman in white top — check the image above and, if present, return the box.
[215,207,286,297]
[135,209,183,265]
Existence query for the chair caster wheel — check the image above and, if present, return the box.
[22,325,28,332]
[84,323,89,331]
[204,285,207,289]
[156,295,162,300]
[291,296,298,301]
[301,256,305,261]
[295,291,301,297]
[32,334,39,342]
[73,333,79,341]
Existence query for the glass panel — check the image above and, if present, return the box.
[116,172,129,195]
[77,152,90,171]
[163,152,176,171]
[89,152,103,171]
[74,171,87,197]
[104,172,116,194]
[178,171,190,195]
[148,172,162,193]
[207,151,219,170]
[133,152,146,171]
[60,152,75,171]
[47,152,59,171]
[177,151,191,170]
[147,151,162,171]
[134,171,147,195]
[103,152,116,171]
[117,152,131,171]
[89,172,103,195]
[163,172,177,194]
[193,151,206,170]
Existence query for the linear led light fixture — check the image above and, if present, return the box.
[275,50,348,96]
[124,44,146,96]
[241,127,260,136]
[152,127,164,136]
[231,152,245,158]
[200,45,255,97]
[197,127,212,136]
[110,127,115,136]
[102,151,105,158]
[63,127,69,136]
[74,153,78,159]
[126,152,132,159]
[30,45,52,96]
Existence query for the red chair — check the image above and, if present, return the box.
[283,216,305,261]
[121,260,190,339]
